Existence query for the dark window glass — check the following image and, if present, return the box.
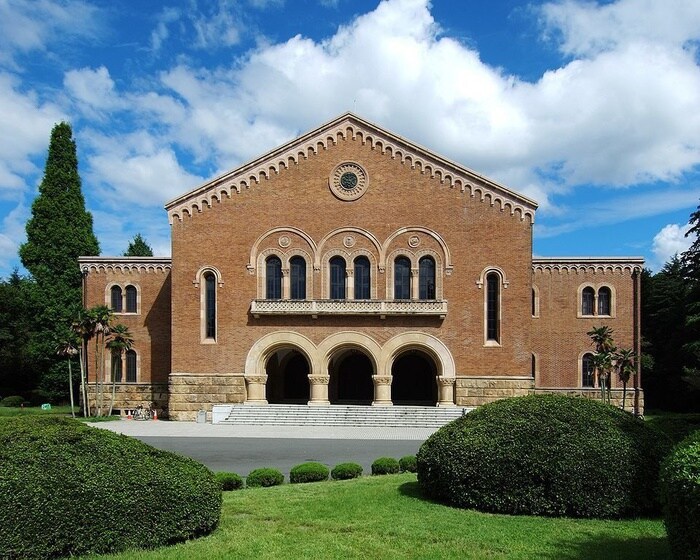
[111,349,122,382]
[532,288,536,316]
[394,257,411,299]
[126,350,137,383]
[531,354,537,377]
[582,353,595,387]
[582,287,595,315]
[266,256,282,300]
[290,256,306,299]
[418,256,436,300]
[330,256,346,299]
[486,272,500,342]
[110,286,122,312]
[125,285,137,313]
[354,256,370,299]
[205,272,216,339]
[598,287,611,316]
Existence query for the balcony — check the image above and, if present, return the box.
[250,299,448,319]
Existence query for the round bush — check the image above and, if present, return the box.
[290,462,330,484]
[417,395,671,519]
[246,467,284,488]
[371,457,400,475]
[331,462,363,480]
[399,455,417,473]
[0,416,221,559]
[660,430,700,560]
[0,395,26,407]
[215,471,244,491]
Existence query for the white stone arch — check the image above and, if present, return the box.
[257,249,285,299]
[245,331,320,379]
[379,332,455,379]
[381,226,453,274]
[317,331,382,374]
[415,248,443,299]
[315,227,382,271]
[247,226,317,274]
[284,249,313,300]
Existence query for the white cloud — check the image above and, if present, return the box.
[64,66,124,113]
[651,222,693,270]
[189,0,242,49]
[150,7,181,52]
[0,201,29,275]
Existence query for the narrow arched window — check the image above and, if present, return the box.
[110,286,123,312]
[111,349,122,382]
[418,256,436,300]
[486,272,500,342]
[266,256,282,300]
[204,272,216,339]
[354,256,370,299]
[125,285,137,313]
[126,349,137,382]
[598,287,611,316]
[290,256,306,300]
[330,256,346,299]
[582,353,595,387]
[394,257,411,299]
[582,287,595,316]
[532,288,537,316]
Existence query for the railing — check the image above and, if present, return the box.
[251,299,447,318]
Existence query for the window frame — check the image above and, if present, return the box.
[353,255,371,300]
[289,256,307,300]
[393,256,412,300]
[418,255,436,300]
[329,256,347,299]
[265,255,283,300]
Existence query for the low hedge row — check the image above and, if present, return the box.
[290,462,330,483]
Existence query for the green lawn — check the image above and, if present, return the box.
[0,406,118,422]
[84,474,669,560]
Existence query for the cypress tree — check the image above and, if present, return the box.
[124,233,154,256]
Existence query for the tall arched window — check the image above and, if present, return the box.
[204,272,216,340]
[125,285,137,313]
[582,353,595,387]
[598,287,611,316]
[354,256,370,299]
[486,272,500,343]
[110,286,123,312]
[418,256,436,300]
[266,256,282,300]
[330,256,346,299]
[111,349,122,382]
[582,287,595,316]
[290,256,306,300]
[126,350,137,383]
[394,256,411,299]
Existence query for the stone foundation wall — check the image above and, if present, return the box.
[86,383,169,416]
[455,376,535,407]
[533,387,644,415]
[168,373,246,420]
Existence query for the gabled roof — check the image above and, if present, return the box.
[164,112,538,224]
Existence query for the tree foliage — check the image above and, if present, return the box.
[123,233,153,257]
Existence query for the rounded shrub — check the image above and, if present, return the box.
[246,467,284,488]
[290,462,330,484]
[371,457,400,475]
[417,395,671,519]
[215,471,244,491]
[0,395,26,407]
[399,455,417,473]
[331,462,364,480]
[0,416,221,560]
[660,430,700,560]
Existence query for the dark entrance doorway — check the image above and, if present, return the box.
[328,349,374,405]
[265,349,310,404]
[391,350,437,405]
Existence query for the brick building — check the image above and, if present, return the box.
[79,113,643,420]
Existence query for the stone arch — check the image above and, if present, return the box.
[320,332,379,405]
[245,331,319,379]
[379,332,455,379]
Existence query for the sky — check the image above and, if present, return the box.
[1,0,699,278]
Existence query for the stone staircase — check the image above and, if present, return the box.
[212,404,469,428]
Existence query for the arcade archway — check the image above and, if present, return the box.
[328,349,374,405]
[265,348,310,404]
[391,350,438,405]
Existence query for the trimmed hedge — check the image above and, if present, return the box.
[246,467,284,488]
[372,457,400,475]
[290,462,330,484]
[399,455,417,473]
[0,396,26,407]
[417,395,671,519]
[331,462,364,480]
[660,430,700,560]
[0,416,221,559]
[215,471,244,491]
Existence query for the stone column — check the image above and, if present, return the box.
[308,375,330,406]
[281,268,290,299]
[244,375,268,405]
[411,268,419,299]
[372,375,393,406]
[437,376,456,407]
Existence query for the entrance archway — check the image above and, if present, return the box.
[391,350,438,405]
[328,349,374,405]
[265,348,310,404]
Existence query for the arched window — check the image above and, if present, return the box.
[354,256,371,299]
[111,349,122,382]
[290,256,306,300]
[418,256,436,300]
[110,286,123,312]
[204,272,216,339]
[598,287,611,316]
[266,256,282,300]
[486,272,500,343]
[581,287,595,316]
[125,350,137,383]
[394,256,411,300]
[582,353,595,387]
[532,286,540,318]
[330,256,346,299]
[125,285,137,313]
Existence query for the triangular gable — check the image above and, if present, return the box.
[165,112,538,224]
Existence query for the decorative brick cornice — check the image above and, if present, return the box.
[532,257,644,274]
[78,257,172,274]
[165,112,538,225]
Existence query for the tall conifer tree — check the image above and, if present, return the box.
[124,233,154,256]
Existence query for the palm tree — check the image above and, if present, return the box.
[615,348,636,412]
[56,337,79,418]
[588,326,616,404]
[72,311,97,417]
[106,323,134,417]
[587,326,615,353]
[89,305,112,416]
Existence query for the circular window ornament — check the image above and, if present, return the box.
[329,162,368,201]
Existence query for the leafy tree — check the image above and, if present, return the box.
[587,326,616,404]
[123,233,154,257]
[106,323,134,416]
[56,337,79,417]
[18,122,99,401]
[615,348,636,411]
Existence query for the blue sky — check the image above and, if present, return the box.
[1,0,699,278]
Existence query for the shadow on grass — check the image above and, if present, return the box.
[537,535,671,560]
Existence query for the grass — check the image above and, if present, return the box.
[82,474,670,560]
[0,405,119,422]
[645,411,700,444]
